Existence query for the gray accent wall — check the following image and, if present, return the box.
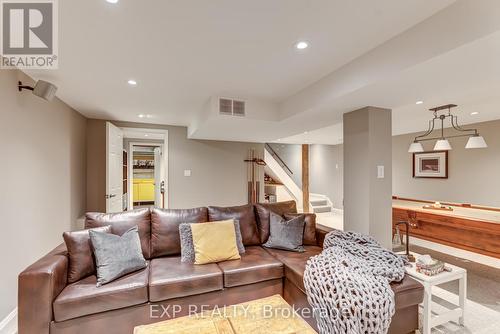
[343,107,392,248]
[310,144,343,209]
[393,119,500,207]
[0,70,87,321]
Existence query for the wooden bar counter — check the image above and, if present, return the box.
[392,197,500,259]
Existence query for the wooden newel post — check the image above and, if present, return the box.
[302,144,310,213]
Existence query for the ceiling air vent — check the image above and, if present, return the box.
[232,100,245,116]
[219,98,245,117]
[219,98,233,115]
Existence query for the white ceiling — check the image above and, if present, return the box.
[26,0,500,144]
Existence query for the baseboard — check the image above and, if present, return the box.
[0,308,17,334]
[410,236,500,269]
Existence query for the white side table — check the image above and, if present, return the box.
[405,258,467,334]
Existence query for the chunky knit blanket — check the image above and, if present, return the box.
[303,230,405,334]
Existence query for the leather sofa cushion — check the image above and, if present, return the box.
[254,201,297,243]
[151,207,208,257]
[268,246,424,310]
[284,213,317,245]
[264,246,322,293]
[208,204,260,246]
[53,265,149,322]
[63,226,111,283]
[149,257,223,302]
[85,208,151,259]
[217,246,284,287]
[390,276,424,309]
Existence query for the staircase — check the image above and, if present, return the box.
[310,193,333,213]
[264,144,336,214]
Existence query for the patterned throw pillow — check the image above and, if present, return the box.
[179,219,245,263]
[263,212,306,252]
[89,226,147,286]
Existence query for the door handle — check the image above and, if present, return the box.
[105,194,117,199]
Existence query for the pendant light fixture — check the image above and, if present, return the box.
[408,104,487,153]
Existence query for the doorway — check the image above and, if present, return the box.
[105,123,168,213]
[129,144,164,209]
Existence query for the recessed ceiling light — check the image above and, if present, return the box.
[416,101,424,105]
[106,0,119,4]
[471,111,479,115]
[144,134,149,137]
[138,114,145,118]
[295,41,309,50]
[127,79,137,86]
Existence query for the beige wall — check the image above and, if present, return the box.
[393,119,500,207]
[0,71,87,321]
[87,120,263,210]
[86,119,106,212]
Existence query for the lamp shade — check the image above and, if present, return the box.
[408,141,424,153]
[434,139,452,151]
[465,135,487,149]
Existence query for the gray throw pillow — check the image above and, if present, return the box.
[89,226,147,286]
[179,219,245,263]
[263,212,306,252]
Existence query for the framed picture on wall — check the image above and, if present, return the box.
[413,151,448,178]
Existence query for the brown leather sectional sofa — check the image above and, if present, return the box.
[18,201,423,334]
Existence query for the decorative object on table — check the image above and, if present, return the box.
[416,255,446,276]
[408,104,487,153]
[392,225,402,249]
[422,201,453,211]
[393,221,416,262]
[304,230,406,334]
[413,150,448,178]
[244,149,266,204]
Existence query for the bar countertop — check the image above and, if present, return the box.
[393,199,500,224]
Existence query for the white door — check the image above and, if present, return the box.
[106,122,123,213]
[154,147,162,208]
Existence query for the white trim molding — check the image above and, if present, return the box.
[0,308,17,334]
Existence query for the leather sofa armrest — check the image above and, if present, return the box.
[18,243,68,334]
[315,225,334,247]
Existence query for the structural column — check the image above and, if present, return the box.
[302,144,310,213]
[343,106,392,248]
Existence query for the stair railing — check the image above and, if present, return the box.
[264,143,293,176]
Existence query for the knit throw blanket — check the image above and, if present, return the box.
[303,230,405,334]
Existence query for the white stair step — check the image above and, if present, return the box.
[310,199,327,206]
[313,205,332,213]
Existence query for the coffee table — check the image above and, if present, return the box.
[405,255,467,334]
[133,294,317,334]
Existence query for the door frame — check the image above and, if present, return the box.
[121,127,169,211]
[106,122,124,213]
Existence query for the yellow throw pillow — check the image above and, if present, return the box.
[191,220,241,265]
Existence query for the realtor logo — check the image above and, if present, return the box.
[1,0,58,69]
